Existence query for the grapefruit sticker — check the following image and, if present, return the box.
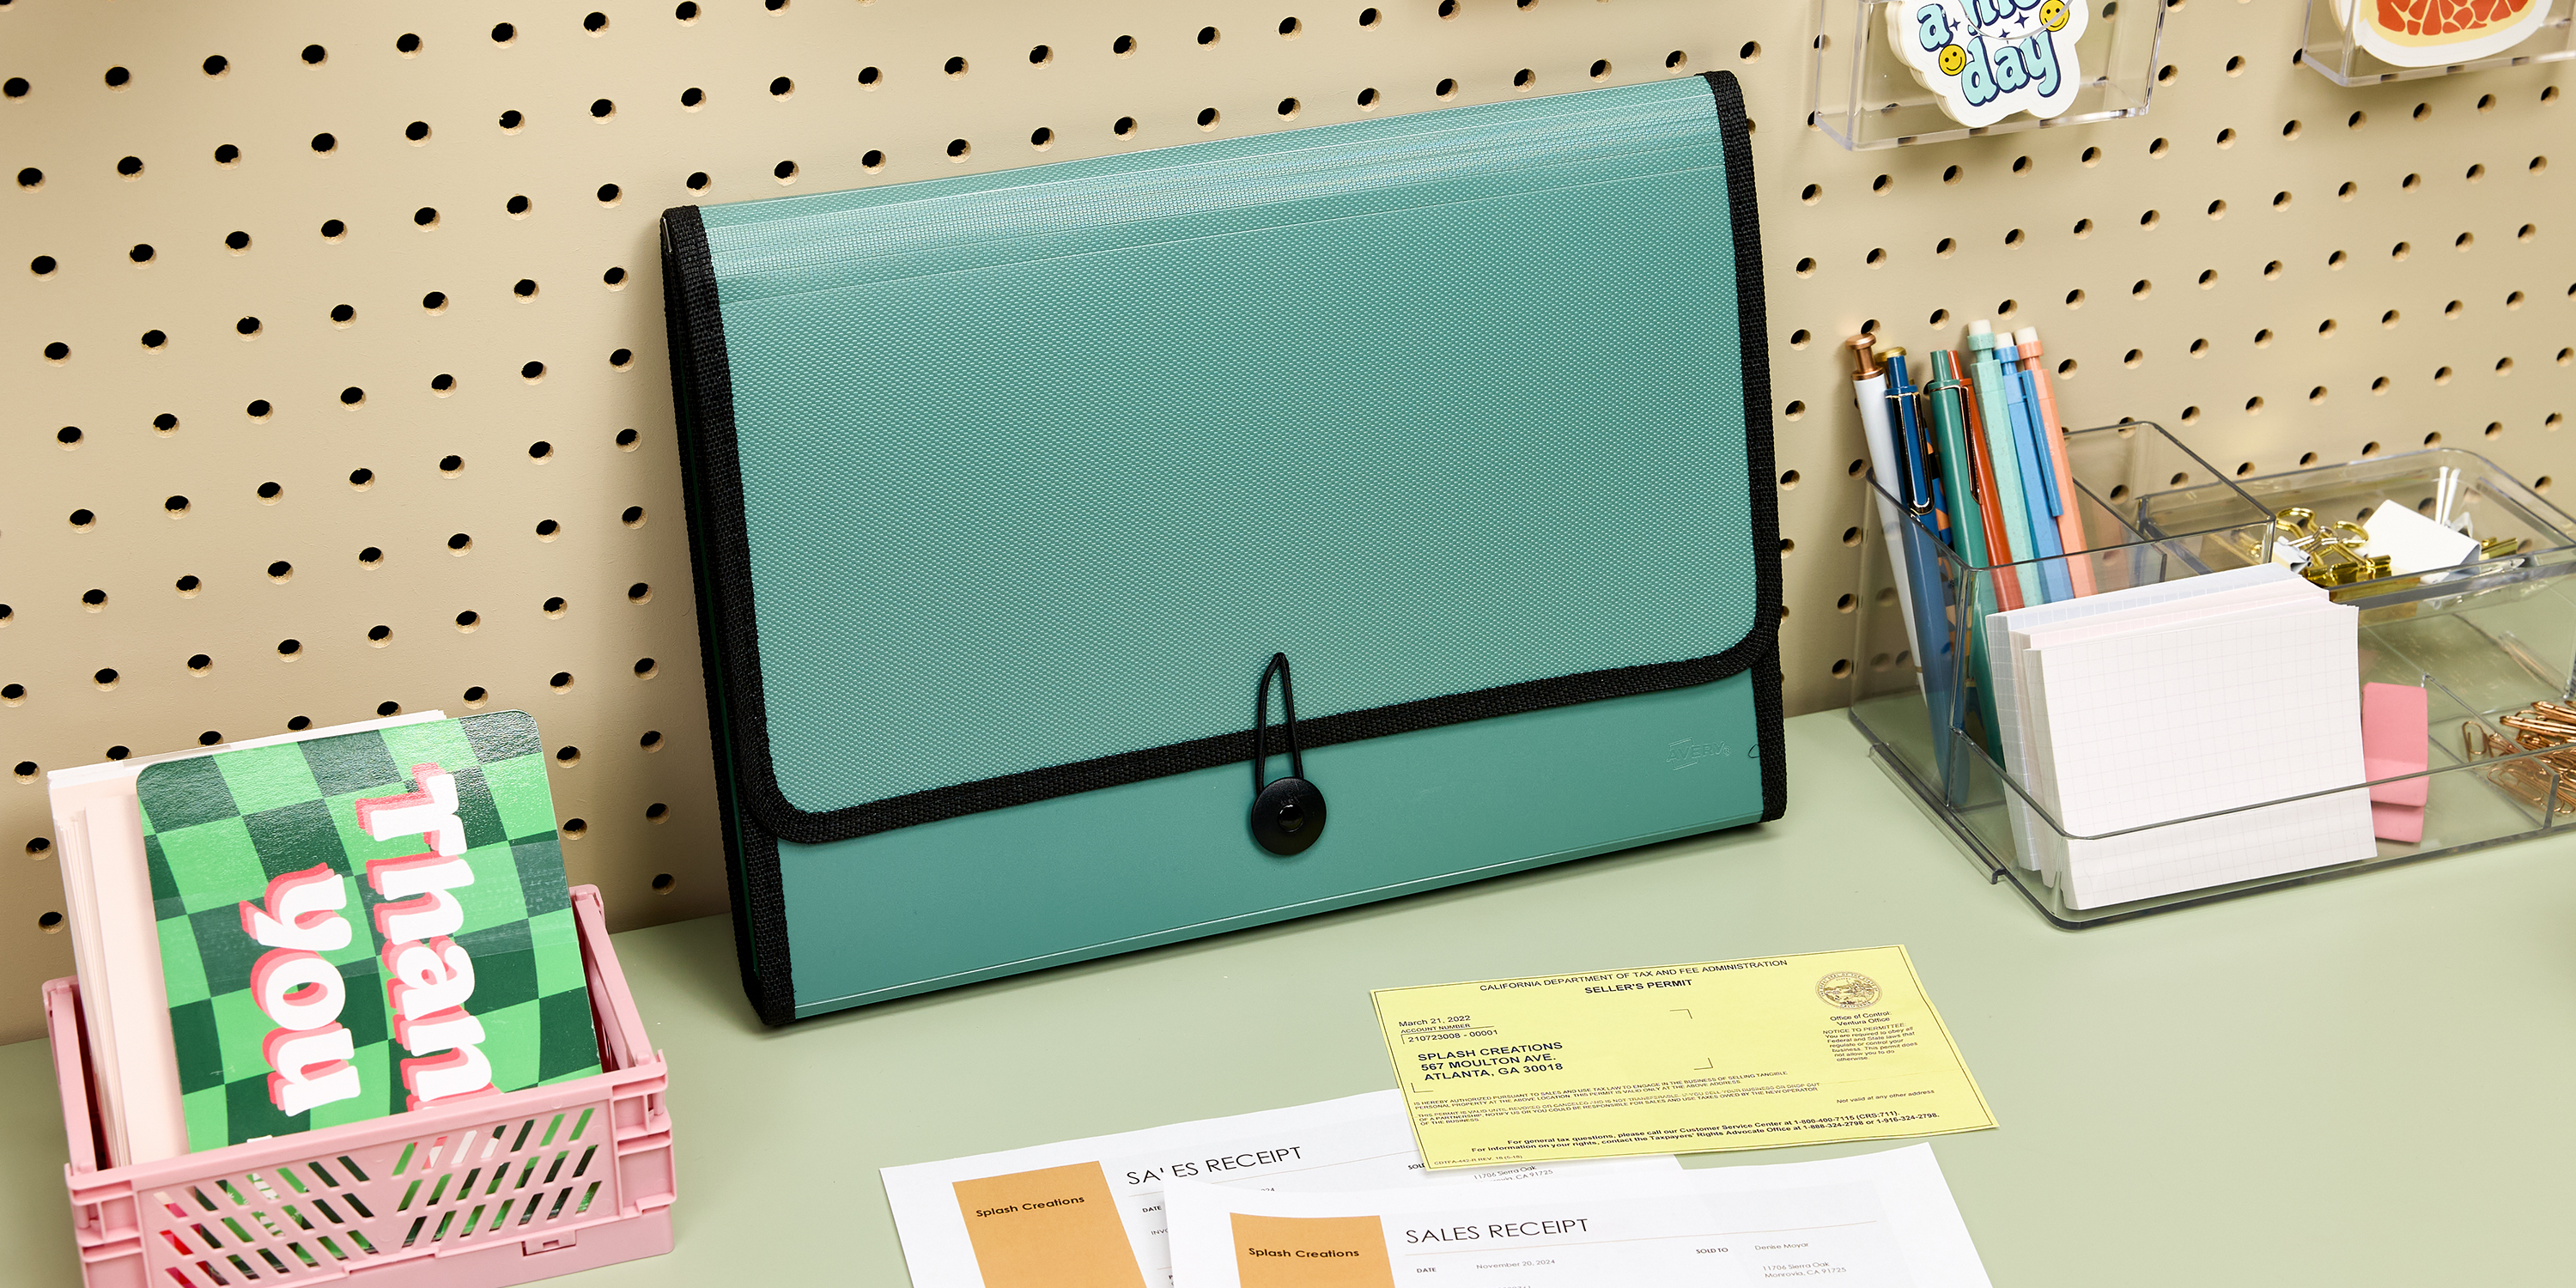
[2337,0,2554,66]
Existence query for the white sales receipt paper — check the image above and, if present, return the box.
[1166,1144,1991,1286]
[1372,946,1993,1168]
[879,1091,1677,1287]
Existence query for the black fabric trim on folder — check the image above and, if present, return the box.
[659,79,1784,859]
[1704,70,1789,823]
[661,208,797,1028]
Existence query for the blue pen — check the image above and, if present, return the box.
[2016,363,2063,521]
[1882,352,1930,510]
[1994,337,2073,602]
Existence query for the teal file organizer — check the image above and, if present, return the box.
[660,75,1783,1024]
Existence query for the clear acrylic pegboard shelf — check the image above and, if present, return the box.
[44,886,673,1288]
[1811,0,2166,149]
[2299,0,2576,87]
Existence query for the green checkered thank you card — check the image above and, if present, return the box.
[136,710,601,1152]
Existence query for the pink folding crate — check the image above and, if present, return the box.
[45,886,676,1288]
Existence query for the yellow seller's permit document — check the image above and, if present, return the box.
[1370,946,1994,1168]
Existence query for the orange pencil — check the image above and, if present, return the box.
[1951,349,2024,614]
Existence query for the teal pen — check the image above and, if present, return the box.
[1965,321,2044,607]
[1926,351,2004,774]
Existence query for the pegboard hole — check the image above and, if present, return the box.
[28,255,57,276]
[522,360,546,381]
[769,76,794,98]
[1830,659,1852,678]
[646,803,671,824]
[506,193,533,217]
[2487,422,2505,438]
[2123,349,2142,368]
[9,756,29,778]
[2178,407,2201,425]
[2328,250,2348,269]
[327,302,355,327]
[2132,280,2153,298]
[39,912,64,933]
[2497,357,2516,375]
[1836,594,1856,614]
[1795,258,1816,277]
[429,373,456,395]
[622,506,647,527]
[2281,118,2304,139]
[947,137,972,159]
[634,657,659,679]
[536,519,560,540]
[357,545,382,566]
[499,109,525,132]
[2560,349,2574,367]
[585,10,610,33]
[2534,156,2549,173]
[69,510,96,533]
[2071,218,2092,237]
[629,582,653,604]
[651,872,675,891]
[2263,259,2284,280]
[338,386,365,406]
[2253,328,2274,347]
[603,267,628,289]
[461,685,488,707]
[598,183,622,204]
[945,56,969,76]
[2236,461,2257,477]
[2518,223,2537,242]
[2455,232,2474,249]
[1435,77,1458,100]
[556,745,581,766]
[367,624,392,646]
[1865,247,1886,265]
[1197,106,1222,129]
[1778,471,1800,489]
[2064,289,2084,308]
[1789,329,1811,348]
[2271,191,2292,209]
[186,653,213,675]
[2311,386,2329,403]
[492,21,517,43]
[1935,236,1955,256]
[2467,162,2487,183]
[550,671,576,691]
[140,329,167,350]
[437,454,465,477]
[1929,308,1949,327]
[860,150,884,171]
[93,668,118,690]
[2141,209,2162,228]
[165,494,190,515]
[2079,146,2101,167]
[641,729,664,750]
[544,596,570,617]
[58,426,81,447]
[374,702,401,719]
[2413,101,2432,120]
[2318,318,2339,336]
[2541,477,2558,494]
[2003,228,2022,246]
[16,168,42,190]
[2391,241,2411,260]
[2372,377,2391,393]
[679,87,705,110]
[1842,526,1862,547]
[2215,128,2235,149]
[1198,24,1222,44]
[617,428,641,449]
[2148,137,2169,157]
[2403,172,2421,190]
[2057,359,2077,378]
[1513,69,1536,90]
[1941,164,1962,184]
[447,532,473,553]
[1783,400,1807,421]
[415,207,440,228]
[1665,50,1688,70]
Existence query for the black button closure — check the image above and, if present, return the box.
[1249,652,1327,856]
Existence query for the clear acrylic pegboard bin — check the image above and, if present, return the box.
[2299,0,2576,86]
[1846,422,2576,927]
[44,886,675,1288]
[1812,0,2166,149]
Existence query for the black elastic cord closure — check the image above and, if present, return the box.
[1252,653,1306,792]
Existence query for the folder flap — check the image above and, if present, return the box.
[663,75,1777,847]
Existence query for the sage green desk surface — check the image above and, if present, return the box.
[4,711,2571,1285]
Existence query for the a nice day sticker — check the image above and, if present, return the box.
[1886,0,2089,129]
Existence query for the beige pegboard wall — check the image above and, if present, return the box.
[0,0,2565,1042]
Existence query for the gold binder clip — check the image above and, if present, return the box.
[2478,535,2522,562]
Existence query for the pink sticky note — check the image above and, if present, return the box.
[2373,801,2425,845]
[2361,683,2430,808]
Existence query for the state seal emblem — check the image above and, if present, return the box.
[1817,971,1882,1010]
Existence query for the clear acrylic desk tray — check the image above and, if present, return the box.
[2299,0,2576,87]
[1846,422,2576,927]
